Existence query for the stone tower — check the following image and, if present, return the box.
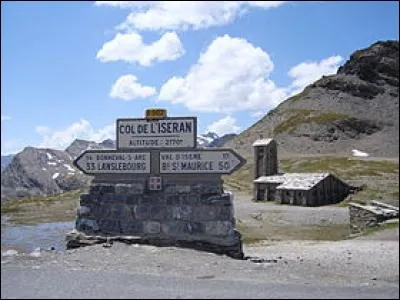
[252,138,278,199]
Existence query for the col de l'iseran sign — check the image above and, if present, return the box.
[117,117,196,149]
[73,109,245,176]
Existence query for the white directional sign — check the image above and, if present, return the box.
[159,149,246,174]
[73,150,151,175]
[117,117,196,149]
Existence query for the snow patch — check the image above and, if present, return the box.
[2,249,18,257]
[52,172,60,179]
[46,152,53,160]
[352,149,369,157]
[63,164,75,172]
[47,162,57,166]
[29,248,41,257]
[42,168,47,171]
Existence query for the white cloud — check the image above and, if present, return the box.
[1,139,24,155]
[96,31,185,66]
[95,1,285,32]
[35,126,51,135]
[36,119,116,150]
[206,116,241,136]
[251,111,266,118]
[89,124,116,143]
[287,55,343,96]
[94,1,149,9]
[110,74,156,100]
[1,115,11,122]
[158,34,287,113]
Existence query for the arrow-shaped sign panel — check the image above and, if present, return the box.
[159,149,246,175]
[73,150,151,175]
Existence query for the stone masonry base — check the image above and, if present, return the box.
[66,182,244,259]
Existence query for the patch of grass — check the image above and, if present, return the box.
[223,163,253,192]
[235,220,351,244]
[286,88,310,103]
[279,156,399,179]
[273,109,351,135]
[361,221,399,236]
[1,189,86,215]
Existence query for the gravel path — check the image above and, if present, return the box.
[1,192,398,298]
[1,237,399,298]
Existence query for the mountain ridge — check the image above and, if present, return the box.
[1,132,236,200]
[224,40,399,160]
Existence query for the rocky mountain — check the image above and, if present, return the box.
[0,132,237,200]
[0,139,115,201]
[197,132,237,148]
[225,40,399,159]
[1,155,14,172]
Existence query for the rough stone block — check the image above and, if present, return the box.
[141,194,165,205]
[172,206,192,221]
[91,205,111,219]
[110,204,133,220]
[179,194,199,205]
[164,185,191,194]
[120,221,144,235]
[186,222,205,234]
[80,194,92,204]
[113,194,128,203]
[143,221,161,234]
[192,206,233,221]
[205,193,232,206]
[161,221,188,236]
[205,221,233,236]
[125,195,141,205]
[98,219,121,234]
[97,184,115,194]
[134,205,150,220]
[115,183,144,195]
[101,193,116,203]
[77,205,91,217]
[76,218,99,232]
[150,205,171,220]
[165,195,180,205]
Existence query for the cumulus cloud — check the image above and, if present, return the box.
[1,139,24,155]
[95,1,286,32]
[96,31,185,66]
[36,119,116,150]
[287,55,343,96]
[1,115,12,122]
[110,74,156,100]
[158,34,287,113]
[206,116,241,136]
[35,126,51,135]
[251,111,266,118]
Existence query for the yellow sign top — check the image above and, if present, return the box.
[145,108,167,119]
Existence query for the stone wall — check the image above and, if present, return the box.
[349,201,399,234]
[67,180,243,259]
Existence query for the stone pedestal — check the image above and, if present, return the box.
[66,180,243,259]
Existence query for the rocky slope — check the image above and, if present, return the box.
[225,40,399,159]
[1,155,13,172]
[0,139,115,201]
[197,132,237,148]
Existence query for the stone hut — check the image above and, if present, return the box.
[253,172,351,206]
[252,138,351,206]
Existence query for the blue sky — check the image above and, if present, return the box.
[1,1,399,155]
